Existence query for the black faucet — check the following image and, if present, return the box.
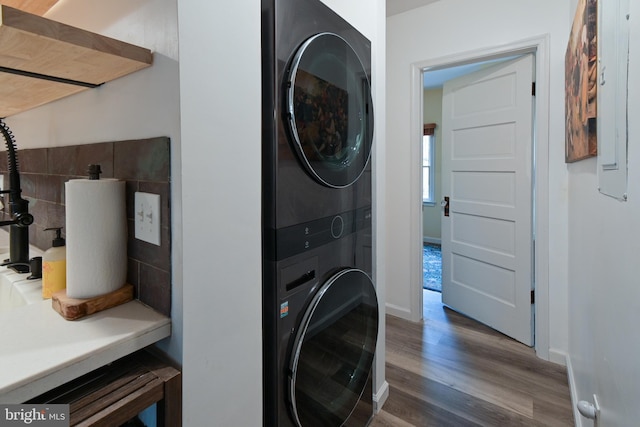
[0,118,34,274]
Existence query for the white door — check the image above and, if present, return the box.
[441,55,534,346]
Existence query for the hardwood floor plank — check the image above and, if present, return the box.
[376,385,482,427]
[371,291,574,426]
[384,364,541,426]
[421,333,572,403]
[386,345,534,418]
[532,397,575,427]
[369,409,416,427]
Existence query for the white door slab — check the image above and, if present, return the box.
[441,54,534,346]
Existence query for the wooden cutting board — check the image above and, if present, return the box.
[52,284,134,321]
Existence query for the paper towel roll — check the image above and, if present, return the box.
[65,178,127,299]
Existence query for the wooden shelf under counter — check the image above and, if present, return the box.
[28,349,181,427]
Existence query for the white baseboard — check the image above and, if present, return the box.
[423,237,441,245]
[566,354,581,427]
[548,348,568,366]
[385,303,411,320]
[373,380,389,413]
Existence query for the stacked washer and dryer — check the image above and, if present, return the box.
[261,0,379,426]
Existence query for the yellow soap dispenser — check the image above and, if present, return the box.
[42,227,67,299]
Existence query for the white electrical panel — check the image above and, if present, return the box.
[597,0,630,201]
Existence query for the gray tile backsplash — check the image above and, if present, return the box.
[0,137,171,316]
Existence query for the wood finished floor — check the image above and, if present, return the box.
[369,290,574,427]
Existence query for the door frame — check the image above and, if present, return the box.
[409,35,551,360]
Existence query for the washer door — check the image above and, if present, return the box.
[289,268,378,426]
[286,32,374,188]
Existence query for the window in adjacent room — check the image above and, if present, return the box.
[422,123,436,205]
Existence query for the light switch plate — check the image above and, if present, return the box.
[134,192,161,246]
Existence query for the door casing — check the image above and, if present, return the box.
[409,35,551,360]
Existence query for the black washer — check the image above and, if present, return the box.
[289,268,378,427]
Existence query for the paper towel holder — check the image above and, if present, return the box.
[88,164,102,180]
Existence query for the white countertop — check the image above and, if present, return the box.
[0,230,171,403]
[0,300,170,403]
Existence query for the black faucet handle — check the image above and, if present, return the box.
[14,212,34,227]
[27,256,42,279]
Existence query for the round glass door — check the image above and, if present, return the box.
[289,268,378,426]
[285,32,374,188]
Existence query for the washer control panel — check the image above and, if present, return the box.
[275,206,371,260]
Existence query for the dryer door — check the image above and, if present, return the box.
[286,32,374,188]
[289,268,378,427]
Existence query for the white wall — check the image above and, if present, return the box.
[387,0,571,359]
[567,1,640,425]
[178,0,262,424]
[4,0,183,362]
